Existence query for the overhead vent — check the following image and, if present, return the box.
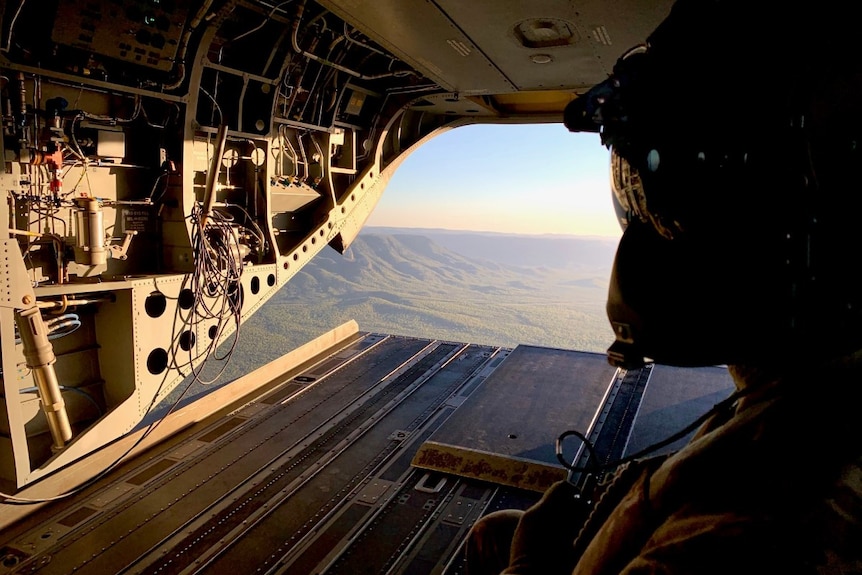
[514,19,578,49]
[446,39,472,57]
[592,25,613,46]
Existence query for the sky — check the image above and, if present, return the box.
[365,123,621,238]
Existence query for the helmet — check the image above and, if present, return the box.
[566,0,862,368]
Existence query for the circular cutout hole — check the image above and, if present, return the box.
[302,245,308,253]
[361,183,365,190]
[267,274,275,286]
[328,222,333,229]
[147,348,169,374]
[311,237,316,245]
[2,555,19,568]
[350,194,355,202]
[208,325,218,339]
[293,253,299,261]
[283,262,289,269]
[319,229,324,236]
[250,276,260,294]
[370,171,374,178]
[179,330,195,351]
[341,207,345,214]
[145,292,167,318]
[178,289,195,310]
[40,532,52,540]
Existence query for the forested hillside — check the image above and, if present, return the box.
[209,231,617,384]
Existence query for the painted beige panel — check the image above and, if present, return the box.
[320,0,515,94]
[435,0,674,90]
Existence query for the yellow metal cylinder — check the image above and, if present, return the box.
[74,198,107,266]
[15,307,73,450]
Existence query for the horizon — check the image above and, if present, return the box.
[365,123,622,239]
[361,224,620,241]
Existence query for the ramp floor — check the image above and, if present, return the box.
[0,334,735,575]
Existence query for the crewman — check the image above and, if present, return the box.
[465,1,862,573]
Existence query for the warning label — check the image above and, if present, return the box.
[122,208,153,233]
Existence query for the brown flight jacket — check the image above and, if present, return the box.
[555,362,862,574]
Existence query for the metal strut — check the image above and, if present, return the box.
[15,306,73,451]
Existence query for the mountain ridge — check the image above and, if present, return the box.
[210,231,615,385]
[361,226,618,270]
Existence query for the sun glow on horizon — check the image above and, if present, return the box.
[366,124,620,238]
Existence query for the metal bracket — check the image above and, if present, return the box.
[109,230,138,260]
[0,239,36,309]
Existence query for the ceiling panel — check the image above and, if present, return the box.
[320,0,517,94]
[434,0,675,91]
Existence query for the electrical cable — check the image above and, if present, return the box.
[222,202,267,256]
[555,430,599,472]
[229,0,293,43]
[343,22,390,58]
[1,1,27,53]
[290,1,396,81]
[80,95,141,124]
[199,86,223,127]
[162,0,215,91]
[44,313,81,340]
[178,203,245,385]
[19,385,102,417]
[147,172,169,203]
[68,114,89,164]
